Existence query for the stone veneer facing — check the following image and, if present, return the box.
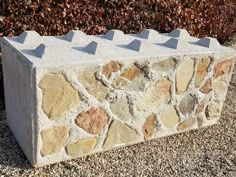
[1,29,235,167]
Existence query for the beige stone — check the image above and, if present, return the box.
[40,126,69,156]
[110,98,132,121]
[103,120,137,150]
[151,58,176,71]
[177,118,195,131]
[213,59,233,79]
[195,101,205,115]
[200,79,212,94]
[160,106,179,128]
[176,59,194,94]
[197,115,204,127]
[136,79,171,111]
[195,57,210,88]
[212,78,227,98]
[102,61,120,78]
[142,114,157,140]
[75,108,108,135]
[79,69,109,102]
[65,137,97,157]
[121,65,140,81]
[179,94,195,115]
[205,102,222,120]
[39,73,80,120]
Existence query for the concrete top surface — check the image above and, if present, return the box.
[2,29,235,67]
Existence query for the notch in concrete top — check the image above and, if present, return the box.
[195,37,221,49]
[168,28,190,38]
[104,29,128,41]
[138,29,159,40]
[17,31,41,44]
[164,38,188,49]
[34,43,62,58]
[84,41,108,55]
[64,30,86,42]
[127,39,152,52]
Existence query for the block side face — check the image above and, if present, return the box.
[1,43,36,164]
[32,53,235,166]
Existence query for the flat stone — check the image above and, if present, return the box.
[65,137,97,157]
[136,79,171,111]
[39,73,80,120]
[177,118,195,131]
[195,101,205,115]
[112,69,148,92]
[75,108,109,135]
[197,115,204,127]
[179,94,195,115]
[176,59,194,94]
[200,79,212,94]
[212,77,227,98]
[40,126,69,156]
[160,106,179,128]
[151,58,176,72]
[142,114,157,140]
[102,61,120,78]
[213,59,233,79]
[121,65,140,81]
[205,102,222,120]
[110,98,132,121]
[103,120,137,150]
[79,69,109,102]
[195,57,210,88]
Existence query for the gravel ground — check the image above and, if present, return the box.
[0,35,235,177]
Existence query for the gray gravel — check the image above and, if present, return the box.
[0,36,236,177]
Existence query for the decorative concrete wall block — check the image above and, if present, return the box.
[1,29,235,167]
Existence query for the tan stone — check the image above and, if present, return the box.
[78,69,109,102]
[112,73,148,92]
[205,102,222,120]
[110,98,132,121]
[176,59,194,94]
[200,79,212,94]
[197,115,204,127]
[102,61,120,78]
[103,120,137,150]
[212,78,227,98]
[179,94,195,115]
[136,79,171,111]
[213,59,233,79]
[151,58,176,71]
[121,65,140,81]
[40,126,69,156]
[39,73,80,120]
[177,118,195,131]
[142,114,157,140]
[195,57,210,88]
[75,108,108,135]
[65,137,97,157]
[195,101,205,115]
[160,106,179,128]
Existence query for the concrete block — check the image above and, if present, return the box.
[1,28,235,167]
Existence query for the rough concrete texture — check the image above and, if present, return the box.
[0,63,235,176]
[1,29,236,168]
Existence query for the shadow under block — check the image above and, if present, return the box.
[1,29,235,167]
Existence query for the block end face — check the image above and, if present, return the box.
[168,28,190,38]
[64,30,86,42]
[138,29,159,39]
[17,31,41,44]
[104,29,127,41]
[196,37,221,49]
[164,38,188,49]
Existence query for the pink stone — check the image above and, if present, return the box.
[75,108,109,135]
[213,59,233,79]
